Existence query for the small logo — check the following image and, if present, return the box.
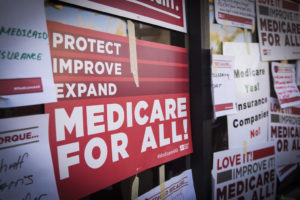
[263,49,271,55]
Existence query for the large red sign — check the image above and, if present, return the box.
[45,21,192,199]
[60,0,186,32]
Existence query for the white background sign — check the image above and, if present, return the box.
[0,114,59,200]
[215,0,255,29]
[139,169,196,200]
[212,143,276,200]
[212,55,237,117]
[0,0,56,108]
[276,164,297,182]
[271,62,300,108]
[270,97,300,167]
[256,0,300,61]
[224,42,270,148]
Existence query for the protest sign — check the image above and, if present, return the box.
[212,143,276,200]
[256,0,300,61]
[139,169,196,200]
[0,114,59,200]
[45,20,192,199]
[214,0,255,29]
[60,0,186,33]
[271,62,300,108]
[0,0,56,108]
[276,164,297,182]
[270,97,300,167]
[212,55,237,118]
[224,42,270,148]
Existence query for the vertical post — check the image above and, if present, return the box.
[186,0,213,199]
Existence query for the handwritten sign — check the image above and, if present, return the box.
[224,42,270,148]
[271,62,300,108]
[139,169,196,200]
[215,0,255,29]
[256,0,300,61]
[0,0,56,108]
[212,143,276,200]
[212,55,237,118]
[0,114,59,200]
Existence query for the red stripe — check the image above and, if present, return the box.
[253,146,275,160]
[90,0,184,27]
[52,60,188,79]
[55,81,189,100]
[279,164,296,176]
[0,78,43,95]
[136,39,187,53]
[51,52,187,68]
[218,12,252,25]
[214,103,233,112]
[139,59,187,67]
[137,45,187,64]
[291,107,300,115]
[50,51,130,62]
[280,96,300,104]
[282,0,299,11]
[54,76,188,82]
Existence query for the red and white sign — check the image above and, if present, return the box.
[276,164,297,182]
[212,143,276,200]
[256,0,300,61]
[224,43,270,148]
[45,21,192,199]
[212,55,237,118]
[215,0,255,29]
[139,169,196,200]
[270,97,300,167]
[60,0,186,33]
[271,62,300,108]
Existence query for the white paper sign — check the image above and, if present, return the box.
[139,169,196,200]
[256,0,300,61]
[212,55,237,117]
[0,0,56,108]
[215,0,255,29]
[0,114,59,200]
[212,143,276,200]
[276,164,297,182]
[224,43,270,148]
[270,97,300,167]
[271,62,300,108]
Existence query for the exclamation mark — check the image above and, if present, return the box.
[183,119,188,140]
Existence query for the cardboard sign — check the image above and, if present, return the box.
[45,21,192,199]
[0,0,56,108]
[270,97,300,167]
[0,114,59,200]
[139,169,196,200]
[271,62,300,108]
[214,0,255,29]
[256,0,300,61]
[212,55,237,118]
[212,143,276,200]
[276,164,297,182]
[59,0,186,33]
[224,43,270,148]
